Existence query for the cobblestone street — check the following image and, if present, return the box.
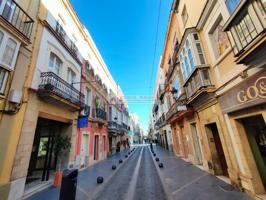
[26,145,252,200]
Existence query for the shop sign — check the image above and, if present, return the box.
[218,70,266,114]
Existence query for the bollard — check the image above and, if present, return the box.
[112,165,117,170]
[119,159,123,163]
[153,153,156,157]
[155,157,159,162]
[125,155,128,158]
[159,163,164,168]
[97,176,104,184]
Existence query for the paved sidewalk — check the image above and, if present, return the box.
[26,147,136,200]
[151,145,252,200]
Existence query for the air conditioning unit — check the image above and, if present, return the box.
[9,89,22,104]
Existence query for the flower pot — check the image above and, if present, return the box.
[54,171,63,187]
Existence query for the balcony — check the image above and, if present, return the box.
[158,84,165,101]
[183,66,214,102]
[38,72,84,110]
[108,121,118,129]
[165,95,187,121]
[92,108,107,122]
[224,0,266,65]
[122,123,128,131]
[84,105,90,116]
[0,0,34,41]
[154,114,166,130]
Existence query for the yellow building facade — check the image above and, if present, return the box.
[161,0,266,198]
[0,0,40,199]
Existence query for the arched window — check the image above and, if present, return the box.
[48,52,62,76]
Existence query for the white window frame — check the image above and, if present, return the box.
[179,33,206,81]
[67,67,76,84]
[0,67,8,94]
[85,87,91,106]
[0,28,20,71]
[48,52,62,76]
[181,5,188,27]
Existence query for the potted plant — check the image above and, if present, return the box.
[53,135,71,187]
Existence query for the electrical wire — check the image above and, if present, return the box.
[148,0,162,97]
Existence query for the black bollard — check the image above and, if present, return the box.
[155,157,159,162]
[97,176,104,184]
[112,165,117,170]
[159,163,164,168]
[119,159,123,163]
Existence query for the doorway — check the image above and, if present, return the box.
[103,136,106,159]
[164,130,169,150]
[81,134,89,167]
[191,123,203,165]
[26,118,68,186]
[205,123,228,176]
[94,135,99,160]
[180,126,189,158]
[240,115,266,188]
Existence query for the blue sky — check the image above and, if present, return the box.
[70,0,172,132]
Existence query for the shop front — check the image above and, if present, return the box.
[218,69,266,195]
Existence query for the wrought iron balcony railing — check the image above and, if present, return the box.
[38,72,85,107]
[53,21,82,63]
[154,113,166,130]
[165,97,187,121]
[92,108,107,121]
[183,66,213,99]
[0,0,34,39]
[84,105,90,116]
[108,121,118,129]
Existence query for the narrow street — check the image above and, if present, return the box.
[27,145,251,200]
[93,146,166,200]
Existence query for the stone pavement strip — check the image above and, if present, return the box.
[25,147,136,200]
[151,145,253,200]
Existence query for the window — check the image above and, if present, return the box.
[180,39,196,81]
[0,31,3,46]
[95,96,100,109]
[235,14,257,48]
[2,0,15,21]
[258,0,266,17]
[180,33,206,81]
[225,0,240,14]
[102,101,106,111]
[85,87,91,106]
[210,20,230,57]
[173,75,180,97]
[188,49,195,70]
[48,52,62,76]
[0,67,8,94]
[67,68,76,84]
[181,6,188,26]
[0,29,19,70]
[195,43,205,64]
[2,38,16,66]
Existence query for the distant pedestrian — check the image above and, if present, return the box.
[150,142,153,151]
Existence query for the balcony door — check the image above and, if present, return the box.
[81,133,89,167]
